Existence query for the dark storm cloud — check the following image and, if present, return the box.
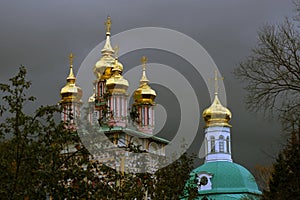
[0,0,295,169]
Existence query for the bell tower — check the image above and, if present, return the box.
[90,16,116,125]
[202,71,232,162]
[132,56,156,134]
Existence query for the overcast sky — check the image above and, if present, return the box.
[0,0,295,171]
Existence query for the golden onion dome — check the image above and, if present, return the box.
[202,94,232,127]
[106,58,128,94]
[93,16,115,80]
[93,55,115,80]
[133,56,156,105]
[113,57,124,73]
[60,54,83,104]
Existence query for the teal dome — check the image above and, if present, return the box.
[183,161,262,199]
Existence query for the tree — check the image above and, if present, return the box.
[253,164,273,192]
[234,17,300,132]
[2,67,59,198]
[0,66,110,199]
[234,3,300,198]
[262,131,300,200]
[151,153,195,200]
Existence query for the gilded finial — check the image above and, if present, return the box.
[105,16,112,33]
[141,56,147,65]
[69,53,73,68]
[213,70,223,95]
[141,56,147,71]
[101,16,114,54]
[67,53,75,81]
[140,56,149,84]
[114,45,119,58]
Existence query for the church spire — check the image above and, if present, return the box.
[140,56,149,85]
[133,56,156,105]
[59,53,83,128]
[101,16,114,55]
[60,53,82,103]
[67,53,76,83]
[213,70,222,95]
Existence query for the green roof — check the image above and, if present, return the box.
[183,161,262,199]
[100,126,170,144]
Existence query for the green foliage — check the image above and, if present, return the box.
[153,153,195,200]
[0,66,105,199]
[0,66,58,198]
[262,131,300,200]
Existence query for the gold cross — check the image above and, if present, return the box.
[69,53,73,67]
[214,70,223,95]
[141,56,147,71]
[114,45,119,58]
[104,16,111,32]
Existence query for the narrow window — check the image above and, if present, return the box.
[226,136,230,153]
[141,107,145,126]
[99,82,103,97]
[219,135,224,152]
[210,136,215,153]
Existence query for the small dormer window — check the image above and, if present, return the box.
[197,173,213,191]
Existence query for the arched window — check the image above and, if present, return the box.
[131,137,143,152]
[205,138,208,154]
[141,107,145,126]
[210,136,215,153]
[99,82,103,97]
[146,106,150,126]
[219,135,224,152]
[149,142,159,154]
[226,136,230,153]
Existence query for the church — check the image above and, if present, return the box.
[181,75,262,199]
[59,16,261,199]
[59,16,168,174]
